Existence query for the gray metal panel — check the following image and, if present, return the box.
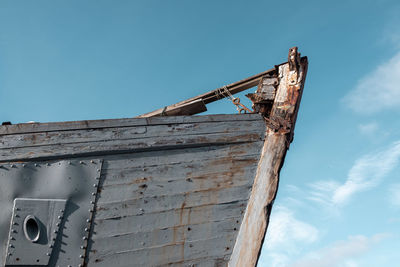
[5,198,67,265]
[0,159,102,266]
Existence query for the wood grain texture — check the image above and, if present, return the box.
[0,114,266,266]
[87,138,264,266]
[229,56,308,267]
[0,114,265,162]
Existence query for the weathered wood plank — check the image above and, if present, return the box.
[229,50,308,266]
[91,217,240,258]
[97,185,252,219]
[0,120,265,161]
[0,120,264,149]
[89,234,236,266]
[0,114,263,135]
[94,201,246,240]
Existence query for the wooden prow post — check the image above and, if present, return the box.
[229,47,308,266]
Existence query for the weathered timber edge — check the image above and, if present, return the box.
[0,114,266,162]
[229,48,308,267]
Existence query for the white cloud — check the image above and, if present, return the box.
[342,51,400,114]
[290,234,389,267]
[389,183,400,207]
[265,206,319,250]
[358,122,378,136]
[261,206,319,267]
[308,141,400,207]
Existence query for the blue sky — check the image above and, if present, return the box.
[1,1,400,266]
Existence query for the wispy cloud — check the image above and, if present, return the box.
[261,206,319,267]
[342,51,400,114]
[308,141,400,207]
[358,122,378,136]
[389,183,400,207]
[290,234,390,267]
[265,206,319,250]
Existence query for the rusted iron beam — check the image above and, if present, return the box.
[229,47,308,267]
[136,67,278,118]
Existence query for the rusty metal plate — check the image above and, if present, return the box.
[0,159,102,267]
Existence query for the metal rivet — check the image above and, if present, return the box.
[35,163,38,167]
[90,201,94,204]
[56,222,60,226]
[11,164,16,168]
[86,219,90,223]
[8,253,12,256]
[80,161,84,164]
[12,229,17,233]
[9,244,13,247]
[97,169,100,172]
[80,254,84,258]
[82,236,88,240]
[47,163,50,166]
[49,244,53,248]
[91,192,96,196]
[84,228,89,232]
[46,252,50,256]
[22,164,26,167]
[79,264,83,267]
[90,160,94,163]
[80,245,85,249]
[10,237,15,240]
[88,209,93,212]
[58,216,62,219]
[60,209,64,213]
[93,184,98,187]
[54,230,58,233]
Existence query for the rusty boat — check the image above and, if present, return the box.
[0,47,308,267]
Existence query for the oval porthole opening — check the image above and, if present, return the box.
[23,215,40,243]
